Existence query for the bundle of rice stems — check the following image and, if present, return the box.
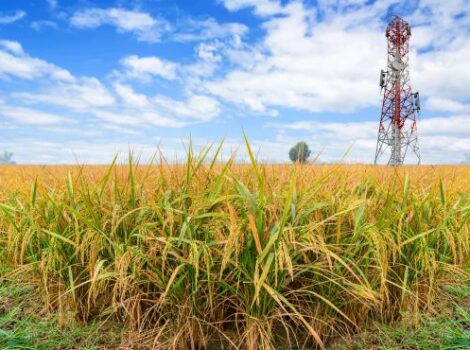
[0,141,469,349]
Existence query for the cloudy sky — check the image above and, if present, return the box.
[0,0,469,164]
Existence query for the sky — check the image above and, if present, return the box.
[0,0,469,164]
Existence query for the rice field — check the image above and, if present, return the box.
[1,145,470,349]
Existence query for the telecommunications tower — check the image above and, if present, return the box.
[374,16,421,166]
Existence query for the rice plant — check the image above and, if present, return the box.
[0,144,469,349]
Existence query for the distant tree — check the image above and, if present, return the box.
[289,142,311,164]
[463,152,470,164]
[0,151,15,164]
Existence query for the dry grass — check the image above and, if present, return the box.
[0,146,469,349]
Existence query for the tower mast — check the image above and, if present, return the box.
[375,16,421,166]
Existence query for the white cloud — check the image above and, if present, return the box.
[413,44,470,102]
[0,102,68,125]
[179,37,247,81]
[117,55,179,81]
[1,42,219,131]
[172,18,248,43]
[0,40,74,81]
[419,115,470,136]
[406,1,470,101]
[92,110,187,128]
[204,2,385,114]
[0,10,26,24]
[197,43,223,63]
[426,97,468,113]
[70,8,169,42]
[31,20,58,31]
[39,125,101,137]
[70,7,248,45]
[15,77,115,110]
[177,43,224,80]
[114,83,150,108]
[221,0,285,16]
[153,95,220,121]
[46,0,58,8]
[420,136,470,160]
[100,123,140,135]
[93,91,220,128]
[0,40,23,55]
[409,0,470,48]
[268,120,377,140]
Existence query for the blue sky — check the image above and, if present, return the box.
[0,0,469,164]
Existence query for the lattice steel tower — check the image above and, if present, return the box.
[374,16,421,166]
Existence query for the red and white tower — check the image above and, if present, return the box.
[374,16,421,166]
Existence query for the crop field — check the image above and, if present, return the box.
[0,147,470,349]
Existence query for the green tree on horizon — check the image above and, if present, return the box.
[289,142,311,163]
[463,152,470,164]
[0,151,15,164]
